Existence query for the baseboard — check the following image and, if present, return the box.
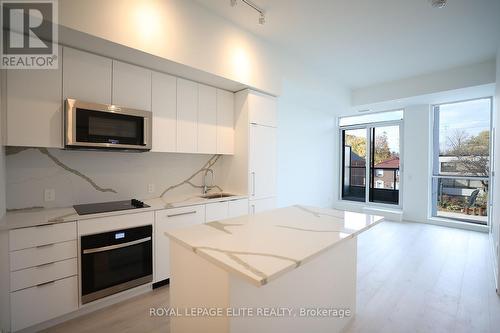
[489,233,499,294]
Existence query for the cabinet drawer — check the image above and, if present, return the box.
[10,240,77,271]
[11,258,77,292]
[156,205,206,224]
[11,275,78,331]
[205,202,229,222]
[228,199,249,218]
[9,222,76,251]
[78,211,154,236]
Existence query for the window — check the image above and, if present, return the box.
[431,98,492,225]
[340,111,402,206]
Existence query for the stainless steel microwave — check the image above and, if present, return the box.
[64,99,152,151]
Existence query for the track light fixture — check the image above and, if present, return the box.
[230,0,266,25]
[429,0,447,8]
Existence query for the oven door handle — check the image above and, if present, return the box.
[82,236,151,254]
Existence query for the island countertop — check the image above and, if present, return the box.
[166,205,384,287]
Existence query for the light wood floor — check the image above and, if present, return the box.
[44,221,500,333]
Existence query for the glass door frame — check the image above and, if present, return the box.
[339,119,404,209]
[429,96,493,227]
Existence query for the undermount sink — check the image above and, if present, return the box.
[200,193,236,199]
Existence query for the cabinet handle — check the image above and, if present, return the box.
[36,243,55,249]
[167,211,197,218]
[251,172,256,196]
[36,262,55,269]
[36,280,56,288]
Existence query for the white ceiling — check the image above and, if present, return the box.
[195,0,500,89]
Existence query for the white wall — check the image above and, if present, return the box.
[352,60,496,106]
[59,0,282,95]
[492,49,500,288]
[402,105,431,223]
[277,79,349,208]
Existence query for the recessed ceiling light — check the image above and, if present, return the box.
[429,0,447,8]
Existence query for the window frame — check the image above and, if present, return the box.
[338,116,404,209]
[429,96,494,226]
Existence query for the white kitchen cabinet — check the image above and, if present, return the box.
[112,60,151,110]
[7,220,78,332]
[152,71,177,152]
[176,78,198,153]
[197,84,217,154]
[5,46,63,148]
[228,199,249,218]
[154,205,205,282]
[62,47,112,104]
[10,240,77,271]
[216,89,235,154]
[249,197,276,215]
[248,91,277,127]
[9,221,76,251]
[10,276,78,332]
[249,124,277,200]
[205,201,229,222]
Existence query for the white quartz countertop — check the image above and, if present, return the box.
[0,193,247,231]
[166,205,384,287]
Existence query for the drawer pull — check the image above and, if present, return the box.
[36,262,55,269]
[36,280,56,288]
[167,211,197,218]
[36,243,55,249]
[35,224,54,228]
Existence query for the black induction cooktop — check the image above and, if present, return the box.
[73,199,150,215]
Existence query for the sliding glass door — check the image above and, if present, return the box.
[341,117,402,206]
[369,125,400,205]
[342,129,367,202]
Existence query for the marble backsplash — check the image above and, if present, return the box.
[6,147,230,210]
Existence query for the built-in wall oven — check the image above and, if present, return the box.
[81,225,153,304]
[65,98,152,151]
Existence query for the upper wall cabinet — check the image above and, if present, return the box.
[176,78,198,153]
[216,89,235,154]
[62,47,112,104]
[151,72,177,153]
[248,91,277,127]
[197,84,217,154]
[6,45,63,148]
[112,60,151,111]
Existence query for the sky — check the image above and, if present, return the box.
[438,98,491,152]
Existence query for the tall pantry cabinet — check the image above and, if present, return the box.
[228,90,277,214]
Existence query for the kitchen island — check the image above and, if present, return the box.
[166,205,384,333]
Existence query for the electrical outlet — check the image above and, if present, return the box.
[44,189,55,202]
[148,183,155,194]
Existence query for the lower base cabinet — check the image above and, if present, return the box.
[249,197,276,215]
[11,275,78,331]
[154,205,205,283]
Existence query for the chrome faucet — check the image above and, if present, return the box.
[202,169,214,194]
